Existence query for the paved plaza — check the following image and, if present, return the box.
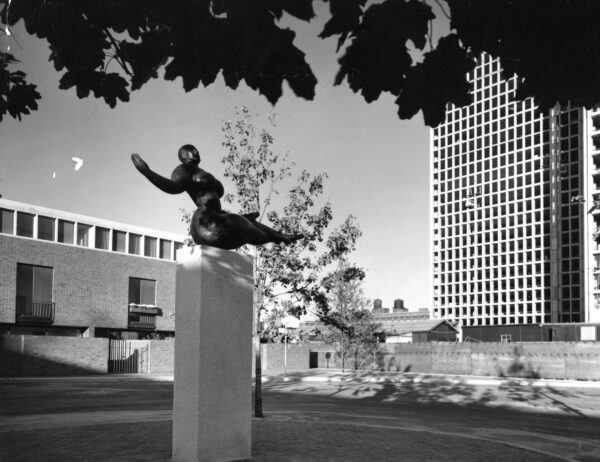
[1,371,600,461]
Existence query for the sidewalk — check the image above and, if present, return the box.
[263,368,600,389]
[3,368,600,389]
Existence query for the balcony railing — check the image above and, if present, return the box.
[16,297,55,324]
[128,312,156,331]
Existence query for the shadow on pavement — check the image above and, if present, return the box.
[262,370,592,419]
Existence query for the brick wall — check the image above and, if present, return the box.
[307,343,341,368]
[0,234,176,331]
[377,342,600,380]
[250,344,310,372]
[0,334,108,376]
[148,339,175,373]
[262,344,309,371]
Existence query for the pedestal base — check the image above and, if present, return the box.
[173,245,253,462]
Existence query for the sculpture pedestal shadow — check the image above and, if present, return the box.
[173,246,253,462]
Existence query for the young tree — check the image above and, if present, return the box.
[183,107,362,416]
[319,261,380,371]
[3,1,600,126]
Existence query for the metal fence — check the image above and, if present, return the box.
[108,340,149,373]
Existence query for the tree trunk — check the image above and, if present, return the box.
[341,334,345,372]
[254,331,263,418]
[253,278,264,418]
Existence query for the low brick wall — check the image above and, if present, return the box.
[252,344,310,372]
[0,335,109,377]
[377,342,600,380]
[148,339,175,374]
[307,343,341,369]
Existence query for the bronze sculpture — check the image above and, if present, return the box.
[131,144,303,250]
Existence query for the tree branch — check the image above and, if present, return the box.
[103,28,133,77]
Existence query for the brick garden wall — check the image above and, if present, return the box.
[0,234,176,331]
[250,344,310,372]
[148,339,175,374]
[0,335,109,377]
[262,344,310,371]
[377,342,600,380]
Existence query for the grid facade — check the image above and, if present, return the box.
[430,54,587,328]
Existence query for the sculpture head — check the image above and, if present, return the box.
[178,144,200,165]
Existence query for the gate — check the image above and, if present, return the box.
[108,340,150,373]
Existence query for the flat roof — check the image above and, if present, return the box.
[0,198,187,242]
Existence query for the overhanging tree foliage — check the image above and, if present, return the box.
[2,0,600,126]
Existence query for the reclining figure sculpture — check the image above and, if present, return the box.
[131,144,303,250]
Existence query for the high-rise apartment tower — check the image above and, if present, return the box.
[431,53,600,328]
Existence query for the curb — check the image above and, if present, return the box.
[0,374,174,383]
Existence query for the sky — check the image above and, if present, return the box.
[0,6,435,310]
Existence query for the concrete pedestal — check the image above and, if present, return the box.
[173,246,253,462]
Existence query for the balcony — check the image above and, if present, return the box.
[16,297,55,324]
[128,317,156,330]
[127,307,158,331]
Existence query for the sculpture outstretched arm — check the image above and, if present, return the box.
[131,153,187,195]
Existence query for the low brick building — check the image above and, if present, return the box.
[0,199,186,339]
[383,319,458,343]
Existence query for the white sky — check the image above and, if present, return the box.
[0,6,439,310]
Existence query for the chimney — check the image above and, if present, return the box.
[393,299,405,312]
[373,299,382,311]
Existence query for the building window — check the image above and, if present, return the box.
[58,220,74,244]
[16,263,55,324]
[144,236,157,258]
[38,216,55,241]
[174,242,183,260]
[113,230,126,252]
[17,263,53,303]
[95,227,110,250]
[77,223,91,247]
[500,334,512,343]
[0,208,14,234]
[129,277,156,306]
[16,212,34,237]
[129,234,141,255]
[159,239,172,260]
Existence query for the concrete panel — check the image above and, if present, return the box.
[172,246,253,462]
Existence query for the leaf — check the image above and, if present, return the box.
[319,0,366,50]
[0,52,41,122]
[396,34,475,127]
[120,32,170,91]
[335,0,434,103]
[266,0,315,21]
[99,73,130,107]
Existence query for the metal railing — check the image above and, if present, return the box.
[15,297,55,324]
[127,312,156,331]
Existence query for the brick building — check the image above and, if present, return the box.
[0,199,186,339]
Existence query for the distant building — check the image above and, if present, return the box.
[0,199,186,339]
[299,299,433,342]
[431,52,600,329]
[370,299,430,333]
[383,319,458,344]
